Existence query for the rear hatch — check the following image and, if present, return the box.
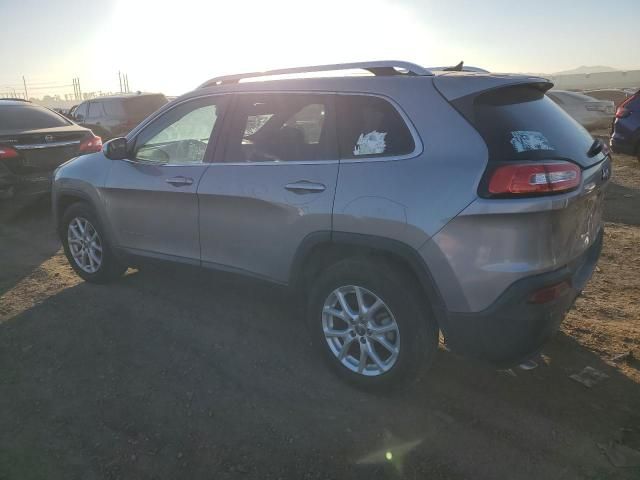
[434,72,610,263]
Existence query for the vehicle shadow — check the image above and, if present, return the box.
[604,182,640,225]
[0,196,59,297]
[1,264,639,480]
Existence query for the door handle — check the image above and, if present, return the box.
[285,181,326,194]
[166,176,194,187]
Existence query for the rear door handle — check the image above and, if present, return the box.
[285,181,326,194]
[166,176,194,187]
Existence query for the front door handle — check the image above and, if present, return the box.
[166,176,194,187]
[285,181,326,194]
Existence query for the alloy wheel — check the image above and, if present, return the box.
[322,285,400,376]
[67,217,103,274]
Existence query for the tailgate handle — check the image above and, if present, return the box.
[166,176,194,187]
[285,181,326,194]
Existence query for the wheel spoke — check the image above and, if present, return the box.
[338,337,355,360]
[323,306,347,321]
[88,249,101,267]
[371,334,398,355]
[336,290,356,320]
[324,327,350,338]
[369,322,397,335]
[357,343,368,373]
[366,340,385,372]
[354,286,366,314]
[92,243,103,252]
[366,298,384,317]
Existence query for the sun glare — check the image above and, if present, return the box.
[91,0,441,95]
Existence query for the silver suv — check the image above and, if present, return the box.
[52,61,610,389]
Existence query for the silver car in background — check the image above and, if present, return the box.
[547,90,615,129]
[52,61,610,389]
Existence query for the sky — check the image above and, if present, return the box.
[1,0,639,98]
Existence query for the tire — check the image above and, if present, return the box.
[307,258,438,390]
[60,202,127,283]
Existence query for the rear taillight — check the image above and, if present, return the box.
[487,161,581,197]
[528,280,571,304]
[0,145,18,160]
[615,94,636,118]
[79,135,103,154]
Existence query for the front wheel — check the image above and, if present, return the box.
[61,202,127,283]
[308,258,438,390]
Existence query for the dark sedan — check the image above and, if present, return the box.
[0,99,102,201]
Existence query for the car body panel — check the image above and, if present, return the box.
[421,157,610,312]
[102,160,207,262]
[198,162,339,282]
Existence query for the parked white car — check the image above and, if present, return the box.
[547,90,615,129]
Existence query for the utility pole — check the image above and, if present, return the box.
[22,76,28,100]
[118,71,123,93]
[125,73,130,93]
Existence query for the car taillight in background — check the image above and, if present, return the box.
[486,161,581,197]
[615,94,637,118]
[0,145,19,160]
[78,135,103,154]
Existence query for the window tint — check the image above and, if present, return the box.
[74,103,88,121]
[0,104,70,130]
[103,100,125,117]
[224,94,335,163]
[134,97,223,164]
[87,102,105,119]
[336,95,415,158]
[460,86,596,166]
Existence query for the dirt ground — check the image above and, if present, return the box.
[0,154,639,480]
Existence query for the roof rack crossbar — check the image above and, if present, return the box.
[198,61,433,88]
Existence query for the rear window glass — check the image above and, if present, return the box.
[0,105,69,130]
[336,95,415,158]
[123,95,168,119]
[463,86,595,162]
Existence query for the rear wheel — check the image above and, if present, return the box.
[61,202,127,283]
[308,258,438,390]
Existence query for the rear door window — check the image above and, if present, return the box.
[0,105,70,130]
[459,86,599,167]
[86,101,105,120]
[223,93,337,163]
[335,95,415,159]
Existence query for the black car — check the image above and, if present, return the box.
[0,99,101,201]
[71,93,168,140]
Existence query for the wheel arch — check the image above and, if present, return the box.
[289,231,448,329]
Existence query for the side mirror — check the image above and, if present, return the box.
[104,137,128,160]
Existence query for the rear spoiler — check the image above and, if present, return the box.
[433,74,552,102]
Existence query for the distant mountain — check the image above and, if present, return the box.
[552,66,619,76]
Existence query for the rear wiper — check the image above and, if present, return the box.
[587,138,604,157]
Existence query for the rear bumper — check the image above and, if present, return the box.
[442,228,603,367]
[0,165,53,200]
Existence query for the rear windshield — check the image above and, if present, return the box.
[461,86,596,164]
[123,95,168,119]
[0,104,70,130]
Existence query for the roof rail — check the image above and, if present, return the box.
[198,60,433,88]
